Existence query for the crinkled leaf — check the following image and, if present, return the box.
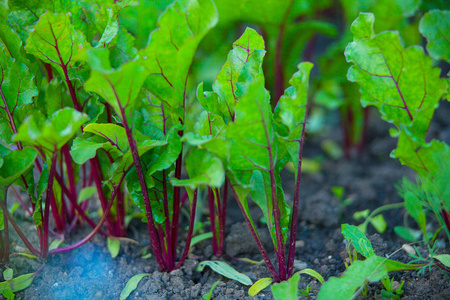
[227,75,274,171]
[139,0,218,122]
[14,108,88,152]
[0,147,37,187]
[419,10,450,62]
[345,13,447,133]
[196,260,252,286]
[85,48,148,115]
[341,224,375,258]
[26,13,91,77]
[275,62,312,142]
[171,149,224,190]
[0,51,38,135]
[392,132,449,177]
[209,27,265,122]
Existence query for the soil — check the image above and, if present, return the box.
[2,103,449,300]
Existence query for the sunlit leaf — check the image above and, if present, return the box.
[419,10,450,62]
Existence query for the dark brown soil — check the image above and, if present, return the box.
[2,104,449,299]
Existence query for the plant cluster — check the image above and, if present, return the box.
[0,0,449,299]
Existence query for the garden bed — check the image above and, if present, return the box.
[5,104,449,300]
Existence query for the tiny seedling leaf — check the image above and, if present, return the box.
[108,237,120,258]
[370,214,387,233]
[190,232,213,248]
[341,224,375,258]
[120,273,150,300]
[271,272,300,300]
[196,261,252,286]
[248,277,272,297]
[298,268,325,284]
[203,280,221,300]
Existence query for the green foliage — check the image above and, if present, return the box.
[271,272,300,300]
[196,260,253,286]
[318,255,420,300]
[120,273,150,300]
[419,10,450,62]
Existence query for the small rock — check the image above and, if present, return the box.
[295,240,305,248]
[294,260,308,270]
[313,258,319,265]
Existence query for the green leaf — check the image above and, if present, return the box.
[271,272,300,300]
[203,280,220,300]
[196,261,252,286]
[0,147,37,187]
[434,254,450,268]
[0,51,38,139]
[3,269,13,281]
[317,256,421,300]
[248,277,273,297]
[138,0,218,122]
[345,12,447,133]
[49,239,64,251]
[419,10,450,62]
[209,27,265,122]
[190,232,213,248]
[70,133,119,165]
[370,214,387,234]
[26,13,91,76]
[227,75,273,172]
[171,149,224,190]
[14,108,89,152]
[0,272,35,293]
[83,123,129,153]
[276,62,312,142]
[77,187,97,204]
[85,48,148,116]
[120,273,150,300]
[107,237,120,258]
[298,268,325,284]
[341,224,376,258]
[394,226,421,242]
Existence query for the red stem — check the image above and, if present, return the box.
[10,186,33,217]
[171,151,183,264]
[49,166,131,255]
[228,179,280,282]
[42,150,58,258]
[286,119,307,278]
[90,158,114,235]
[219,181,228,256]
[162,170,173,267]
[53,172,107,237]
[118,102,167,271]
[208,187,218,255]
[0,190,41,257]
[174,188,198,270]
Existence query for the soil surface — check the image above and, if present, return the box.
[2,103,449,299]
